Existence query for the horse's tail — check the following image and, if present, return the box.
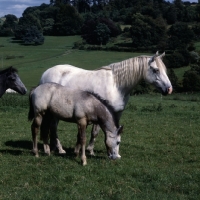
[28,87,36,121]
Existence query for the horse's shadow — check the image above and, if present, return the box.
[3,140,105,161]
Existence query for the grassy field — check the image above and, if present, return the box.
[0,36,144,90]
[0,93,199,199]
[0,36,200,199]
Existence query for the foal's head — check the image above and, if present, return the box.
[105,125,123,160]
[86,91,123,159]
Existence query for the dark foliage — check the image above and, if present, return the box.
[22,26,44,45]
[81,16,121,45]
[130,14,166,48]
[183,70,200,92]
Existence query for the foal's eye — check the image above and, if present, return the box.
[117,141,120,145]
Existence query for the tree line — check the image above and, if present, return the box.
[0,0,200,92]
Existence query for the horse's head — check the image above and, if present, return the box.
[105,125,123,160]
[145,52,173,95]
[6,67,27,95]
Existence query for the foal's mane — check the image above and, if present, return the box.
[0,66,18,75]
[86,91,119,128]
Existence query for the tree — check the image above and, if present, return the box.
[183,69,200,92]
[0,14,18,36]
[167,22,195,50]
[130,13,166,48]
[81,15,120,45]
[53,4,83,35]
[165,5,177,24]
[22,26,44,45]
[94,23,110,45]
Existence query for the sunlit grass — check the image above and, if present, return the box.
[0,93,199,199]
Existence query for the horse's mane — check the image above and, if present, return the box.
[86,91,119,128]
[0,66,18,75]
[99,55,166,88]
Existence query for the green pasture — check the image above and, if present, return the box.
[0,93,199,199]
[0,36,199,199]
[0,36,144,89]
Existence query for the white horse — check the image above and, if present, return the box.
[40,52,172,155]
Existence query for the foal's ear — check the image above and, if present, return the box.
[117,125,123,135]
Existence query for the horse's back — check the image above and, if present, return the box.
[40,64,88,85]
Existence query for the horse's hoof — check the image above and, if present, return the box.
[82,161,87,166]
[89,150,95,156]
[59,149,66,154]
[86,145,94,151]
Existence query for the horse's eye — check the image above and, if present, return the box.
[8,76,15,81]
[117,141,120,145]
[152,68,159,74]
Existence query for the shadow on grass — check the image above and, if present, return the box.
[3,140,106,163]
[0,149,23,156]
[5,140,33,150]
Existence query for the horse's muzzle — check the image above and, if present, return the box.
[162,86,173,96]
[168,87,173,94]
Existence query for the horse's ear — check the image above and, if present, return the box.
[156,51,159,56]
[117,125,123,135]
[149,54,157,64]
[159,52,165,59]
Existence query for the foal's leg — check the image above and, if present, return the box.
[86,124,101,156]
[31,115,42,157]
[50,119,66,154]
[40,114,51,155]
[74,125,82,157]
[75,120,87,166]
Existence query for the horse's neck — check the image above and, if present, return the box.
[111,57,146,96]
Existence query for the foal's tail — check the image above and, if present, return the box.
[28,87,36,121]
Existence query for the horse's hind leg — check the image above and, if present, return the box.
[86,124,100,156]
[31,115,42,157]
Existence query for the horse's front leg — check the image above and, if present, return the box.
[31,116,42,157]
[86,124,100,156]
